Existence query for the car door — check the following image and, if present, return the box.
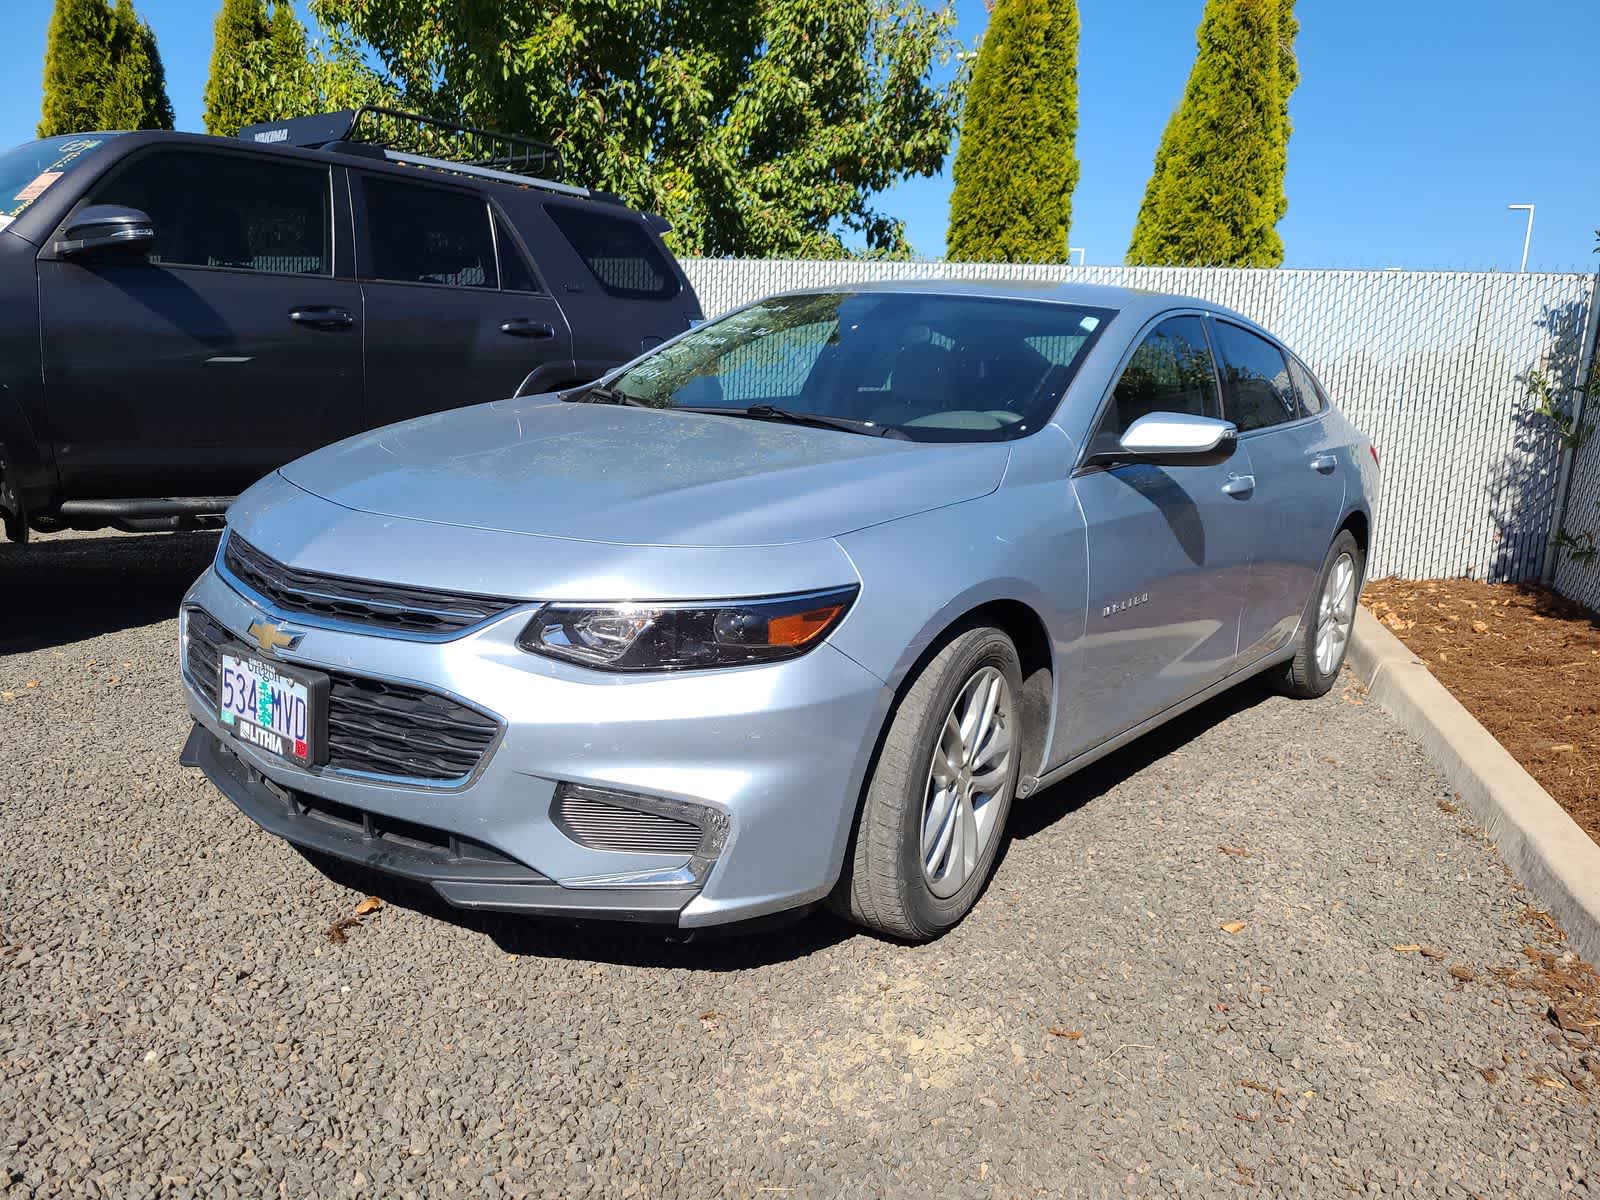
[1209,319,1345,665]
[1066,314,1256,752]
[37,146,362,496]
[353,172,573,425]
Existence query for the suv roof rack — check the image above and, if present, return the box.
[236,107,589,199]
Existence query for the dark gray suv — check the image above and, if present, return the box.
[0,109,701,542]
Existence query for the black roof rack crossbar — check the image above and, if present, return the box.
[236,107,588,198]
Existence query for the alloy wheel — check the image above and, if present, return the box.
[920,666,1014,899]
[1315,551,1358,675]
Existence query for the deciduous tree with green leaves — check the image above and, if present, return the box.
[946,0,1080,263]
[1127,0,1298,267]
[304,0,967,257]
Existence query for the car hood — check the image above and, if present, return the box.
[278,397,1010,548]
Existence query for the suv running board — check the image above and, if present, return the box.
[50,496,235,533]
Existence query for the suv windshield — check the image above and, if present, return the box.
[605,291,1115,442]
[0,134,119,227]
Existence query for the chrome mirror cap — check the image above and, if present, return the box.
[1119,411,1238,458]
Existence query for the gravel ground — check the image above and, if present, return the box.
[3,530,1598,1199]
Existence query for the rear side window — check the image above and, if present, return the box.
[1288,356,1328,416]
[544,203,678,300]
[1095,315,1220,438]
[1212,321,1298,432]
[361,176,496,289]
[495,216,541,293]
[89,149,330,274]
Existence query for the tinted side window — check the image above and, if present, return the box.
[544,203,679,300]
[1213,321,1298,431]
[495,216,541,293]
[361,176,496,289]
[1096,315,1220,438]
[1288,356,1327,417]
[90,149,329,274]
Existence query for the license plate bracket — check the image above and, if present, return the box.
[218,653,330,767]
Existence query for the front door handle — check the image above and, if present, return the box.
[500,319,555,339]
[1310,452,1338,474]
[1221,473,1256,497]
[288,306,355,330]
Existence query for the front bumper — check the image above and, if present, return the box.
[179,564,892,928]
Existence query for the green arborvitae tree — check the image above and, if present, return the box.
[1127,0,1299,267]
[38,0,113,137]
[946,0,1080,263]
[264,1,315,119]
[202,0,271,134]
[307,0,967,257]
[96,0,174,130]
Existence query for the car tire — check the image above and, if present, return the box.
[1269,529,1364,699]
[830,625,1023,941]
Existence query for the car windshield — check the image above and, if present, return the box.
[0,134,119,227]
[605,291,1115,442]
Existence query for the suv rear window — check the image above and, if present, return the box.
[1,135,119,225]
[361,176,496,289]
[544,203,678,300]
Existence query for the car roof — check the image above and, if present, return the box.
[775,277,1260,332]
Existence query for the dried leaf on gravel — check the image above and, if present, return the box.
[1217,845,1250,857]
[1221,921,1247,934]
[1419,947,1447,960]
[1049,1027,1084,1040]
[324,918,361,945]
[1449,966,1476,982]
[353,896,382,916]
[1437,797,1459,813]
[1392,944,1422,953]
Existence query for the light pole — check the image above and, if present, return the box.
[1069,247,1086,266]
[1507,203,1535,273]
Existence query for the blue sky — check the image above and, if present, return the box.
[4,0,1598,270]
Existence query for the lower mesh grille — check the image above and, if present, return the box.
[184,607,500,783]
[551,791,704,855]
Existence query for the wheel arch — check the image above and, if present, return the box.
[1338,508,1371,560]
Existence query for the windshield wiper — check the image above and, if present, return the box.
[679,403,904,438]
[569,382,649,406]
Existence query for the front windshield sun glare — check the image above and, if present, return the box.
[605,292,1116,443]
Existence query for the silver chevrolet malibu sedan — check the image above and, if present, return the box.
[179,281,1377,940]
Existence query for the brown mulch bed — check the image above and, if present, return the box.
[1360,577,1600,846]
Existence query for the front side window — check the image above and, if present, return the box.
[361,176,496,289]
[89,149,330,274]
[1,134,119,226]
[1093,315,1220,442]
[603,291,1113,443]
[544,203,678,300]
[1212,321,1298,432]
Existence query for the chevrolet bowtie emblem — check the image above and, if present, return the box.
[245,619,302,655]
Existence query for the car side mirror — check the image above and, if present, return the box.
[52,205,156,260]
[1084,412,1238,468]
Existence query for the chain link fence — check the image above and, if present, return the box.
[682,259,1600,594]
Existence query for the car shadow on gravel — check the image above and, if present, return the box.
[1012,679,1273,840]
[0,532,220,654]
[297,848,858,970]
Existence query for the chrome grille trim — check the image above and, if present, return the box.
[551,792,705,855]
[221,532,523,637]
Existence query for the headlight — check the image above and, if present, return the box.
[517,586,859,672]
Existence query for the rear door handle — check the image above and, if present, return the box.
[1221,473,1256,496]
[1310,452,1338,474]
[288,306,355,330]
[500,319,555,339]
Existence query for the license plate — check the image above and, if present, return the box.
[219,653,328,766]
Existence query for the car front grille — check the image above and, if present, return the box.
[184,607,500,783]
[222,533,522,636]
[550,791,705,855]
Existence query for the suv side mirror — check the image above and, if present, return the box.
[53,205,156,260]
[1084,412,1238,469]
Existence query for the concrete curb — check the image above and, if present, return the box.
[1349,606,1600,964]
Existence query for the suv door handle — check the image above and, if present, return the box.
[288,307,355,330]
[1221,473,1256,497]
[1310,452,1338,474]
[500,319,555,339]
